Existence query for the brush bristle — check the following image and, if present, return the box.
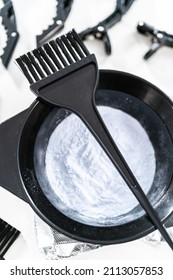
[16,29,90,84]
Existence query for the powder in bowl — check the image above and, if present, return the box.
[39,106,156,226]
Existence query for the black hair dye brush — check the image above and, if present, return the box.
[16,29,173,250]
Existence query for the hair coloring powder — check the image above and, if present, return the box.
[42,106,156,226]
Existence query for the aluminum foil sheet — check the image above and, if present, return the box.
[34,216,101,260]
[34,189,173,259]
[142,216,173,246]
[34,214,173,259]
[142,227,173,247]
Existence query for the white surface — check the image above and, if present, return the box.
[0,0,173,260]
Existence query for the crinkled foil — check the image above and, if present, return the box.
[142,227,173,247]
[34,215,173,259]
[34,216,101,260]
[142,216,173,246]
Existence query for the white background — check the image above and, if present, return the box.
[0,0,173,260]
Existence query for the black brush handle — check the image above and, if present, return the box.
[80,98,173,250]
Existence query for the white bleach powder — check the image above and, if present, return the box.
[44,106,156,226]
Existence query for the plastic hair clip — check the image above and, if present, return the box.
[0,218,20,260]
[137,21,173,59]
[36,0,73,47]
[0,0,19,68]
[79,0,136,55]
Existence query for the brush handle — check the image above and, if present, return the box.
[80,100,173,250]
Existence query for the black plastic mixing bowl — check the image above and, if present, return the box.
[0,70,173,244]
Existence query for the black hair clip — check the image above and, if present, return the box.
[137,21,173,60]
[36,0,73,47]
[79,0,136,55]
[0,218,20,260]
[0,0,19,68]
